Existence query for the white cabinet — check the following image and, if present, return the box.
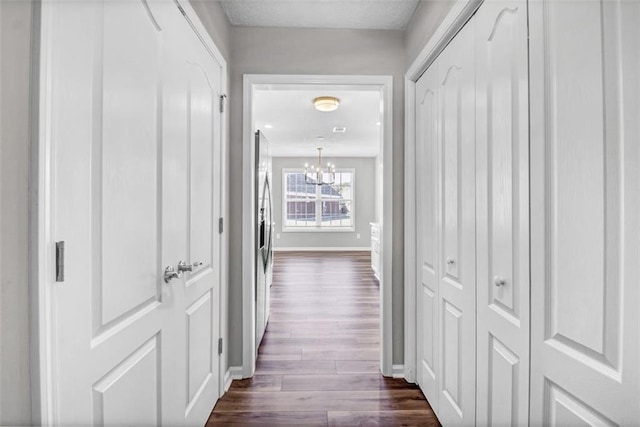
[370,223,381,280]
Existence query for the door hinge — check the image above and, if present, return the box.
[218,338,223,355]
[55,241,65,282]
[177,4,186,16]
[219,94,227,113]
[219,217,224,234]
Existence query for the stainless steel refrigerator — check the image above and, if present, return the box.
[255,130,273,349]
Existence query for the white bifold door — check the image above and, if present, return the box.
[416,0,530,424]
[43,1,224,425]
[529,1,640,425]
[415,17,477,427]
[475,1,530,426]
[415,0,640,425]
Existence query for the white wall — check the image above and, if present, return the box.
[404,0,456,68]
[272,157,375,250]
[0,1,33,424]
[189,0,231,60]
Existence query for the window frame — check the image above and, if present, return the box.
[281,168,356,232]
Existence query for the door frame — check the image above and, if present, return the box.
[30,1,228,423]
[242,74,394,377]
[403,0,483,383]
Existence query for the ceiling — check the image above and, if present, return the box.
[220,0,420,30]
[254,87,381,158]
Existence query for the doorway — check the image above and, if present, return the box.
[241,75,393,378]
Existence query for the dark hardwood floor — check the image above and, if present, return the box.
[207,251,440,426]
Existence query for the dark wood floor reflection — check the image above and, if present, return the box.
[207,251,440,426]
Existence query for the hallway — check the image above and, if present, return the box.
[207,252,439,426]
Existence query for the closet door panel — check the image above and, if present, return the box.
[530,0,640,425]
[475,1,530,425]
[415,63,440,410]
[437,19,476,427]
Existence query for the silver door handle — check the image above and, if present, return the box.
[178,260,203,273]
[164,265,182,283]
[494,276,506,287]
[446,257,455,265]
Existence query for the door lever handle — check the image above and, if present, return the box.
[164,265,182,283]
[178,260,203,273]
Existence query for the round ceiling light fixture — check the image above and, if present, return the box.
[313,96,340,112]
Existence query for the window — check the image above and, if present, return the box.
[283,169,354,231]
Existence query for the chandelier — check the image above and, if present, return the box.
[304,147,335,186]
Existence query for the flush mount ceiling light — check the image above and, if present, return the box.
[313,96,340,112]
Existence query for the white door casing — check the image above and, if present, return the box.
[529,0,640,425]
[242,75,394,378]
[40,1,224,425]
[415,62,440,412]
[436,19,477,427]
[475,1,530,425]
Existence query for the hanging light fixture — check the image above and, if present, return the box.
[304,147,335,186]
[313,96,340,112]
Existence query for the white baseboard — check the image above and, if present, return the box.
[273,247,371,252]
[224,366,243,392]
[392,364,405,379]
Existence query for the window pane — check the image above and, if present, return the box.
[285,172,315,200]
[321,200,352,227]
[285,200,315,227]
[326,172,352,200]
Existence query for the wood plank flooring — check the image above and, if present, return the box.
[207,251,440,426]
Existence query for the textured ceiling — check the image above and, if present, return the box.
[254,88,381,158]
[220,0,420,30]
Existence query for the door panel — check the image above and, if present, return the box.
[546,382,616,427]
[530,0,640,424]
[487,336,519,426]
[415,63,439,410]
[93,336,160,426]
[188,64,215,276]
[442,300,462,412]
[186,291,213,407]
[97,0,162,330]
[475,1,530,425]
[437,19,476,427]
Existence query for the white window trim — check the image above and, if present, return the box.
[281,167,356,233]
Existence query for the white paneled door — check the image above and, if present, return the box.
[45,1,223,425]
[529,0,640,425]
[436,19,477,427]
[415,15,476,427]
[475,1,530,426]
[415,62,440,412]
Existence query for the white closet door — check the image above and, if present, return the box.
[529,0,640,425]
[415,62,440,412]
[475,1,530,425]
[45,1,222,425]
[436,18,477,427]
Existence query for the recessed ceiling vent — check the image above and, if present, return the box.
[332,126,347,133]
